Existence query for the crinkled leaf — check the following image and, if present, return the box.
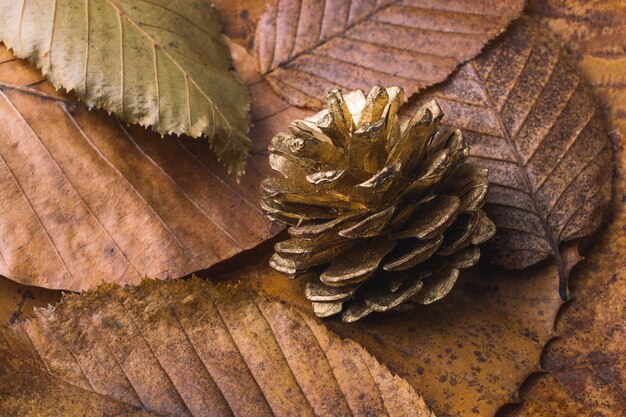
[0,0,250,174]
[0,279,434,417]
[254,0,526,108]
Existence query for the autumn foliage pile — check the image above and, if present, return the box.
[0,0,624,416]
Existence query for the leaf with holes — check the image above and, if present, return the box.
[0,0,250,174]
[405,17,614,294]
[0,278,434,417]
[0,44,304,291]
[254,0,526,109]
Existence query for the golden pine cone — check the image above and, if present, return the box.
[261,86,495,322]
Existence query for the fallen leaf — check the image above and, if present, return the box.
[0,45,296,291]
[500,132,626,416]
[527,0,626,135]
[0,0,251,174]
[254,0,526,108]
[1,278,434,417]
[214,236,580,417]
[212,0,269,48]
[405,17,614,292]
[0,275,60,325]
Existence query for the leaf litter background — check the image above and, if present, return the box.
[1,280,433,417]
[0,0,625,416]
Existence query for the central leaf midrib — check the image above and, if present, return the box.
[470,60,568,295]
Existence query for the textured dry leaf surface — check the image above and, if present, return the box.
[0,45,305,291]
[406,17,613,288]
[0,279,434,417]
[254,0,526,108]
[220,237,581,417]
[500,134,626,416]
[0,276,60,325]
[528,0,626,135]
[211,0,269,48]
[0,0,251,174]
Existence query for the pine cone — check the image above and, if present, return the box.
[261,86,495,322]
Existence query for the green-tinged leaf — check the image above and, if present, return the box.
[0,0,251,174]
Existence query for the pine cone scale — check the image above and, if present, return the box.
[261,86,496,321]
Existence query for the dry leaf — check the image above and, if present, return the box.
[0,0,250,174]
[0,278,434,417]
[216,237,581,417]
[406,17,613,294]
[0,276,60,325]
[212,0,269,48]
[501,135,626,416]
[254,0,526,108]
[0,45,295,291]
[528,0,626,135]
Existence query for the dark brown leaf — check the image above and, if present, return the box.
[254,0,526,108]
[501,129,626,417]
[406,17,614,289]
[528,0,626,135]
[0,279,434,417]
[0,44,302,291]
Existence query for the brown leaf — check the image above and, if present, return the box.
[254,0,526,108]
[0,275,60,325]
[0,45,300,291]
[405,17,614,289]
[528,0,626,135]
[501,135,626,416]
[215,237,581,417]
[0,278,434,417]
[212,0,269,48]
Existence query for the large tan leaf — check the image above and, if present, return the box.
[528,0,626,135]
[0,0,250,174]
[0,44,305,291]
[0,278,434,417]
[500,125,626,416]
[214,238,581,417]
[254,0,526,108]
[405,17,613,292]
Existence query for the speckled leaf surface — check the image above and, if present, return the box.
[0,279,434,417]
[501,82,626,417]
[218,238,580,417]
[528,0,626,135]
[406,17,613,290]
